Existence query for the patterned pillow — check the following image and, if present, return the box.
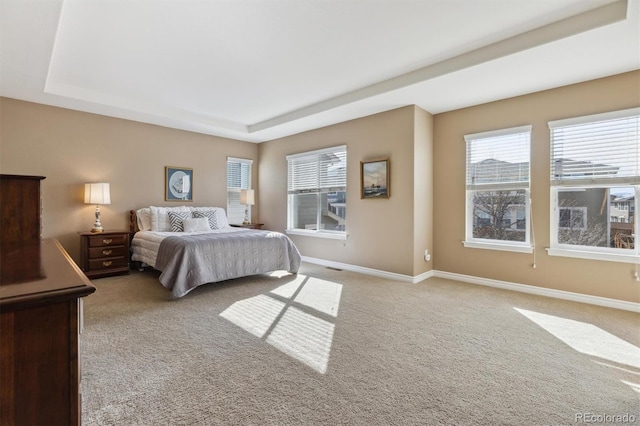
[168,211,191,232]
[192,210,218,230]
[150,206,190,231]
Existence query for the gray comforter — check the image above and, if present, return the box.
[155,229,301,299]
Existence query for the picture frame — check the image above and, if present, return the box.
[361,158,390,199]
[165,166,193,201]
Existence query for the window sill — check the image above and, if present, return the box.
[546,247,639,264]
[286,229,347,240]
[462,240,533,254]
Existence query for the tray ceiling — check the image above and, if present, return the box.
[1,0,638,142]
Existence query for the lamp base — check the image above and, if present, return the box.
[243,206,251,225]
[91,204,104,233]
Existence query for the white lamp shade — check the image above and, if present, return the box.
[240,189,255,205]
[84,183,111,205]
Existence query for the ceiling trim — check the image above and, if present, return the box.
[249,0,628,133]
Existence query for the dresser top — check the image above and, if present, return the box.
[0,174,46,180]
[0,238,95,308]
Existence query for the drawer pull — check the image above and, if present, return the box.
[102,249,112,256]
[102,238,113,245]
[102,261,112,267]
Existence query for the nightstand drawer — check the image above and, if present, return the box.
[87,234,127,248]
[88,246,127,259]
[88,257,128,270]
[79,230,130,279]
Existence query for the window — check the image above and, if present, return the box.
[227,157,252,225]
[463,125,532,252]
[548,107,639,263]
[287,145,347,239]
[558,206,587,230]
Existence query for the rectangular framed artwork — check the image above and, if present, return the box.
[361,158,390,199]
[165,166,193,201]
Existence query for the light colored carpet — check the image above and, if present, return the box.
[81,263,640,425]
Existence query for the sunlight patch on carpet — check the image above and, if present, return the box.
[266,306,335,374]
[621,380,640,394]
[515,308,640,369]
[292,277,342,317]
[220,274,342,374]
[269,274,306,298]
[219,295,286,338]
[268,270,293,278]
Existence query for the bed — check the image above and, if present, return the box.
[129,206,301,299]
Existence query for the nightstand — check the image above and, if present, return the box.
[79,230,130,279]
[230,223,265,230]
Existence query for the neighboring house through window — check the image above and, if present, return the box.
[548,107,639,262]
[227,157,253,225]
[463,125,532,253]
[286,145,347,239]
[558,206,587,230]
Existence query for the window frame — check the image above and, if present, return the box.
[547,108,640,264]
[226,157,253,225]
[286,145,347,240]
[463,125,533,253]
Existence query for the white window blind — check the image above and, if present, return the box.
[549,108,640,186]
[465,125,532,191]
[227,157,252,224]
[287,145,347,194]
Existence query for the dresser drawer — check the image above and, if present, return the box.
[88,245,127,259]
[87,234,127,248]
[88,257,128,271]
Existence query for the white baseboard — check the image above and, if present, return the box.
[301,256,433,284]
[300,256,640,312]
[433,271,640,313]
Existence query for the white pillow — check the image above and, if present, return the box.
[192,210,218,230]
[150,206,191,231]
[183,217,211,232]
[188,207,230,228]
[215,208,230,228]
[136,208,152,231]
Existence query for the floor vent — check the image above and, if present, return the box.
[326,267,343,271]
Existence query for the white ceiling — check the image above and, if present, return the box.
[1,0,638,143]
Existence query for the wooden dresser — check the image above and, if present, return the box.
[0,174,96,426]
[0,174,44,246]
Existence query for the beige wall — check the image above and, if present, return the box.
[259,106,433,277]
[433,70,640,303]
[2,71,638,303]
[0,98,258,263]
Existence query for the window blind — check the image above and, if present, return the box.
[287,145,347,194]
[227,157,252,189]
[549,108,640,186]
[465,125,531,191]
[227,157,252,224]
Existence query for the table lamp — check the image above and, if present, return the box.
[240,189,255,224]
[84,182,111,233]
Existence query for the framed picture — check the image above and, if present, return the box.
[361,158,390,199]
[165,166,193,201]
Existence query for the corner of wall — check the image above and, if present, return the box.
[413,106,434,276]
